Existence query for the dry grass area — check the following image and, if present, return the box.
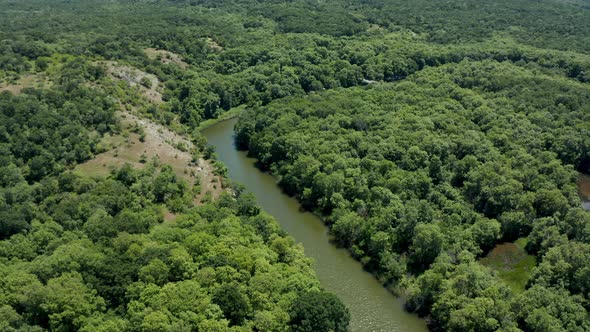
[367,24,386,33]
[0,73,50,95]
[205,38,224,52]
[76,110,225,205]
[78,60,227,212]
[101,61,163,103]
[144,48,189,69]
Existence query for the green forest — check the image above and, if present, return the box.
[1,0,589,331]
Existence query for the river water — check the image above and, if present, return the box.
[202,118,427,332]
[578,173,590,211]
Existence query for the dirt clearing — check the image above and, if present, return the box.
[76,110,225,204]
[144,48,189,69]
[0,73,50,95]
[101,61,163,103]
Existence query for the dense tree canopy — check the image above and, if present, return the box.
[0,160,349,330]
[1,0,589,330]
[1,0,589,130]
[236,59,590,329]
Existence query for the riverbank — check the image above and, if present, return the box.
[197,105,246,131]
[202,118,427,332]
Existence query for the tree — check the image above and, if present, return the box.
[236,192,260,216]
[289,291,350,332]
[409,223,443,271]
[470,218,501,253]
[153,165,186,204]
[512,286,590,332]
[0,305,24,331]
[212,284,250,326]
[83,209,116,242]
[446,297,501,331]
[38,272,106,331]
[530,242,590,298]
[140,76,152,88]
[139,259,170,286]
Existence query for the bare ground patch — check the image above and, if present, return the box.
[76,110,225,204]
[101,61,163,103]
[0,73,51,95]
[205,38,224,52]
[80,61,226,207]
[144,48,188,69]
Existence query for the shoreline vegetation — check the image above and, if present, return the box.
[197,105,246,131]
[234,59,590,330]
[202,117,427,331]
[0,0,589,331]
[0,63,352,331]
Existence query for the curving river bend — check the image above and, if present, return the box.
[202,118,427,332]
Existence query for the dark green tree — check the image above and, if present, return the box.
[289,291,350,332]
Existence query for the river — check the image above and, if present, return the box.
[578,173,590,210]
[202,118,427,332]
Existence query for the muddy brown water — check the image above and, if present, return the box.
[578,173,590,211]
[202,118,427,332]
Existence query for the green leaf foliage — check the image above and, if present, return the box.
[236,59,590,329]
[1,0,590,330]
